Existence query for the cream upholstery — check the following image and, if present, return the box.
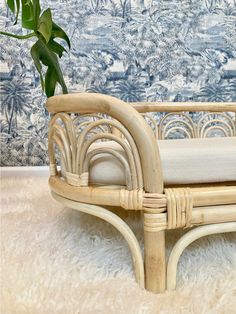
[88,137,236,186]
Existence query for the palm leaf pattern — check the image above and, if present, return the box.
[1,0,236,165]
[1,81,31,135]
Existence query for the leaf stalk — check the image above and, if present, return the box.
[0,31,35,39]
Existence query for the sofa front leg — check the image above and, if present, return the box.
[144,213,166,293]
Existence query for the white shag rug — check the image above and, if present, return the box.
[1,176,236,314]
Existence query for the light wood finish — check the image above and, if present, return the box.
[49,175,145,210]
[165,188,193,229]
[144,205,236,232]
[47,93,236,293]
[142,113,159,139]
[191,186,236,207]
[144,226,166,293]
[159,112,197,140]
[197,112,236,138]
[51,191,145,288]
[130,102,236,113]
[46,93,164,193]
[151,111,235,140]
[49,176,236,210]
[167,222,236,291]
[191,205,236,225]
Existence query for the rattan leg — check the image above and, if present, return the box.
[144,228,166,293]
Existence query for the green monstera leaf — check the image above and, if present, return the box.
[21,0,41,29]
[31,38,68,97]
[7,0,21,24]
[1,0,70,98]
[37,8,52,43]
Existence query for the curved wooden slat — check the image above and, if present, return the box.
[167,222,236,291]
[51,191,145,288]
[84,147,133,190]
[76,118,143,188]
[79,133,139,190]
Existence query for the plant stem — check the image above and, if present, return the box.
[0,31,35,40]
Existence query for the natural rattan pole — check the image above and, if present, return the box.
[144,224,166,293]
[130,102,236,113]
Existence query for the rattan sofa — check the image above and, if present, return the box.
[46,93,236,293]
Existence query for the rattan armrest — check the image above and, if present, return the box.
[46,93,164,193]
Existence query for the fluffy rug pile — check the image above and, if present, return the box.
[1,176,236,314]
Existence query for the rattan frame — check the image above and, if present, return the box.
[46,93,236,293]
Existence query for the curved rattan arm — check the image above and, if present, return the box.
[46,93,164,193]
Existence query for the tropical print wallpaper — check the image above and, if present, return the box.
[0,0,236,166]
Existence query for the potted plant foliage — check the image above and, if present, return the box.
[0,0,70,97]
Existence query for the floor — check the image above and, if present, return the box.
[1,175,236,314]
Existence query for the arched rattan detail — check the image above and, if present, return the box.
[49,113,77,174]
[158,113,196,140]
[197,112,236,138]
[164,126,192,139]
[50,113,77,149]
[79,133,139,190]
[76,121,108,134]
[50,125,72,172]
[203,125,230,138]
[47,93,163,194]
[200,118,234,138]
[84,148,133,190]
[76,118,143,189]
[52,133,68,171]
[73,113,103,123]
[48,113,144,191]
[73,113,113,135]
[141,111,235,139]
[142,113,159,139]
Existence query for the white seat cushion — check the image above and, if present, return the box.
[88,137,236,186]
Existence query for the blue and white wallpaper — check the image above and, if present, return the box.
[1,0,236,166]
